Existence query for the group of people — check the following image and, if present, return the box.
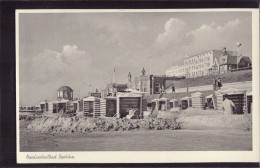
[213,77,222,91]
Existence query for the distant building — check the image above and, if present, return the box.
[217,55,252,73]
[104,83,128,96]
[165,48,250,78]
[57,86,73,101]
[134,68,183,94]
[90,92,102,98]
[165,65,186,77]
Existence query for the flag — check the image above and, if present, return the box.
[236,42,242,48]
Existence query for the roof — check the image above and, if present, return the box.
[104,96,117,100]
[215,87,247,95]
[57,86,73,91]
[238,56,252,64]
[116,92,142,97]
[206,94,214,98]
[181,96,192,100]
[169,99,178,102]
[159,98,168,101]
[83,96,99,101]
[247,91,252,96]
[124,88,147,94]
[191,92,204,96]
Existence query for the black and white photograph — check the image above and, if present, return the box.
[16,9,259,163]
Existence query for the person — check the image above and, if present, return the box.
[213,77,217,91]
[221,94,235,115]
[172,85,175,93]
[217,77,222,90]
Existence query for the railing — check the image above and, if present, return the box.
[230,66,252,72]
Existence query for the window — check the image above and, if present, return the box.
[155,83,160,93]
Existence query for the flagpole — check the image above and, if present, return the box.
[236,45,238,70]
[236,42,242,70]
[149,54,152,75]
[113,67,115,83]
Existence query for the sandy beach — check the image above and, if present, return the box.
[20,120,252,151]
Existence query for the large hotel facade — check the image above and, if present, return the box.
[165,48,251,79]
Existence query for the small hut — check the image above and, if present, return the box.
[191,92,206,109]
[40,101,48,112]
[205,94,216,109]
[72,100,83,113]
[158,98,170,111]
[99,97,117,117]
[169,99,179,111]
[83,96,101,117]
[151,99,160,111]
[215,87,247,114]
[180,97,192,110]
[116,92,143,118]
[246,90,252,114]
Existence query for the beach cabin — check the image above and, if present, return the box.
[40,101,48,112]
[158,98,170,111]
[83,96,101,117]
[169,99,179,111]
[180,97,192,110]
[205,94,216,109]
[116,92,143,118]
[215,87,247,114]
[72,100,83,113]
[35,106,40,111]
[99,97,117,117]
[246,90,252,114]
[191,92,206,109]
[151,99,160,111]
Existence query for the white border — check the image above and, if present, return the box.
[16,9,259,163]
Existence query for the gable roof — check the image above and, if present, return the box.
[239,56,252,64]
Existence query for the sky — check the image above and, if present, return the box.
[19,11,252,106]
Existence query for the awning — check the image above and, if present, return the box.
[124,88,147,94]
[181,96,192,100]
[206,94,214,98]
[169,99,178,102]
[247,91,252,96]
[215,87,247,95]
[83,96,98,101]
[116,92,142,97]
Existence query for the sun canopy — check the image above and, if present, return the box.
[215,87,247,95]
[116,92,142,97]
[83,96,99,101]
[151,99,160,102]
[206,94,214,98]
[169,99,178,102]
[124,88,147,94]
[247,91,252,96]
[181,96,192,100]
[159,98,168,101]
[104,96,117,100]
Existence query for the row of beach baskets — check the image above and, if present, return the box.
[150,88,253,114]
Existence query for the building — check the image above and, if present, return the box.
[104,83,128,97]
[217,55,252,73]
[165,65,186,77]
[133,68,183,94]
[165,48,240,79]
[57,86,74,100]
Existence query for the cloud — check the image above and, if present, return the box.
[152,18,245,73]
[185,19,241,55]
[29,45,88,83]
[155,18,187,49]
